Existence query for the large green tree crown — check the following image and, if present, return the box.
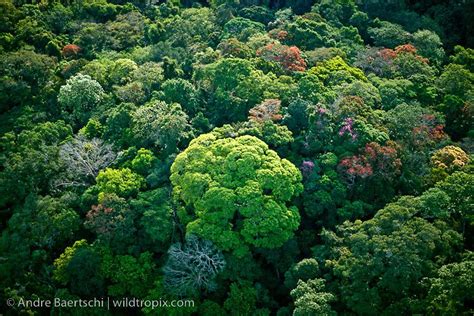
[170,131,303,256]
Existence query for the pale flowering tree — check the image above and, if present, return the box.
[131,101,192,153]
[163,235,226,296]
[58,73,104,125]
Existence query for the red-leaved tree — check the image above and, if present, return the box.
[62,44,81,58]
[338,141,401,187]
[257,42,307,72]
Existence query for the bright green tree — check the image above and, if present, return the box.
[95,168,144,200]
[170,131,303,257]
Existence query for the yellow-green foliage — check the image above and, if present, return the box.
[308,56,367,85]
[431,145,469,172]
[53,239,89,284]
[170,131,303,257]
[430,145,470,183]
[96,167,144,200]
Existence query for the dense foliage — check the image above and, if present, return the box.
[0,0,473,315]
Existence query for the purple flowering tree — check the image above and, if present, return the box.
[338,118,357,141]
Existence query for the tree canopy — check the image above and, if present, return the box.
[0,0,473,315]
[170,131,303,256]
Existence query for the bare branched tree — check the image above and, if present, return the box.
[163,235,226,296]
[55,135,116,188]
